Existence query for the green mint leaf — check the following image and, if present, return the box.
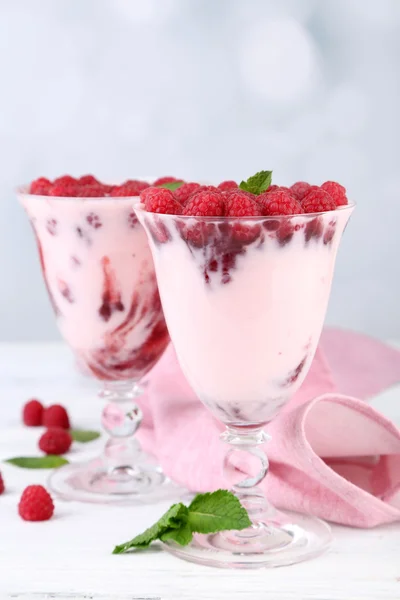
[156,181,184,191]
[160,522,193,546]
[239,170,272,195]
[188,489,252,534]
[70,429,101,443]
[112,503,189,554]
[5,456,69,469]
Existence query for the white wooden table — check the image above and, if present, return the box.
[0,342,399,600]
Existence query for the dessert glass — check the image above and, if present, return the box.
[136,202,354,567]
[18,188,175,504]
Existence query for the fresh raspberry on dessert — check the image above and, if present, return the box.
[218,180,238,191]
[265,185,280,193]
[113,181,150,197]
[290,181,311,202]
[225,192,262,217]
[53,175,77,186]
[183,190,225,217]
[174,182,201,205]
[0,472,5,495]
[49,182,79,197]
[43,404,70,430]
[22,399,44,427]
[302,189,336,213]
[142,187,183,214]
[18,485,54,522]
[153,176,181,186]
[258,191,303,216]
[78,185,106,197]
[30,177,51,195]
[39,427,72,455]
[321,181,348,206]
[78,175,99,186]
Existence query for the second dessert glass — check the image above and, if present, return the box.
[19,188,174,504]
[136,202,354,567]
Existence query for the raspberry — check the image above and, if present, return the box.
[266,185,279,193]
[49,182,79,197]
[113,181,150,197]
[78,175,99,186]
[18,485,54,522]
[225,192,262,217]
[0,472,4,495]
[30,177,51,195]
[174,182,201,205]
[183,191,225,217]
[259,191,303,216]
[142,187,182,214]
[43,404,70,429]
[193,185,221,194]
[78,185,106,197]
[53,175,77,186]
[39,427,72,455]
[290,181,311,202]
[302,189,336,213]
[153,176,181,186]
[22,399,44,427]
[321,181,348,206]
[218,180,238,191]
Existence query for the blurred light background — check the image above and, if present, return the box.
[1,0,399,341]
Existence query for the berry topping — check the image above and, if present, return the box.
[22,399,44,427]
[183,190,225,217]
[225,192,262,217]
[43,404,70,430]
[49,182,79,197]
[142,187,183,214]
[53,175,77,186]
[112,181,150,196]
[218,180,238,191]
[174,182,201,205]
[153,176,181,186]
[302,189,337,213]
[321,181,348,206]
[0,472,5,495]
[39,427,72,455]
[290,182,311,202]
[78,175,100,186]
[79,185,106,197]
[18,485,54,522]
[258,191,303,216]
[30,177,51,195]
[265,185,280,193]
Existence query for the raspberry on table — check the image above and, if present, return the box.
[142,187,183,214]
[321,181,348,206]
[153,176,181,186]
[49,182,79,197]
[302,189,337,213]
[290,181,311,202]
[18,485,54,522]
[174,182,201,205]
[22,399,44,427]
[39,427,72,455]
[30,177,51,195]
[218,180,238,191]
[183,190,225,217]
[0,472,5,495]
[78,175,100,186]
[43,404,70,429]
[225,192,262,217]
[258,191,303,216]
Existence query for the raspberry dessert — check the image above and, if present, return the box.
[135,170,354,426]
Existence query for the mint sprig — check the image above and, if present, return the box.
[70,429,101,443]
[239,170,272,195]
[156,181,184,191]
[5,456,69,469]
[112,490,251,554]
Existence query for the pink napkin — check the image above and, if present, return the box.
[137,329,400,527]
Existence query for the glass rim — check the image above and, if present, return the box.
[134,200,356,221]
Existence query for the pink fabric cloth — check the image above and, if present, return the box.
[137,328,400,527]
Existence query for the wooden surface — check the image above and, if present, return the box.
[0,342,399,600]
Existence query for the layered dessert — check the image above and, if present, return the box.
[135,172,354,426]
[19,175,173,381]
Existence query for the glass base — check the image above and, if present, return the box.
[163,510,332,569]
[48,454,185,505]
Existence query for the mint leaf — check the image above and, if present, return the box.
[188,489,251,533]
[156,181,184,191]
[112,503,189,553]
[160,522,193,546]
[70,429,101,443]
[239,170,272,195]
[5,456,69,469]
